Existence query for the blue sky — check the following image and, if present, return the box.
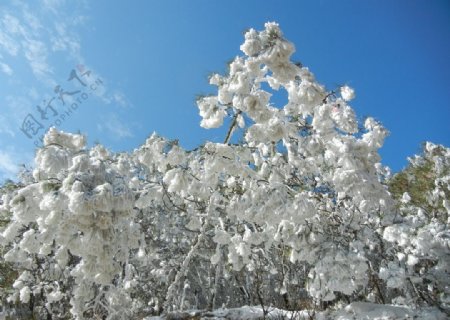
[0,0,449,181]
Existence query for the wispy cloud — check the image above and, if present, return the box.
[0,1,85,130]
[112,91,131,108]
[0,1,85,84]
[0,61,13,75]
[98,113,133,139]
[0,147,32,182]
[0,115,16,137]
[41,0,67,15]
[0,1,128,104]
[23,38,53,79]
[5,95,34,123]
[0,151,18,180]
[0,0,135,152]
[2,13,25,35]
[0,29,20,56]
[0,95,34,138]
[22,9,43,31]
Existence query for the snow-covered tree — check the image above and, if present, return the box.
[1,129,143,318]
[383,142,449,311]
[0,22,448,319]
[192,21,395,307]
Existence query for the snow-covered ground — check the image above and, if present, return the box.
[144,303,447,320]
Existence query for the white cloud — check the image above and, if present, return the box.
[0,115,16,137]
[98,113,133,139]
[28,87,40,100]
[0,146,33,182]
[50,21,81,60]
[42,0,66,15]
[0,151,18,180]
[0,1,132,146]
[0,61,13,75]
[113,92,130,108]
[22,10,43,32]
[0,1,84,83]
[2,13,25,35]
[0,8,53,82]
[22,38,53,78]
[0,29,20,56]
[5,94,34,122]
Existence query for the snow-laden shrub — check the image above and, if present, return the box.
[1,128,141,318]
[383,142,450,311]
